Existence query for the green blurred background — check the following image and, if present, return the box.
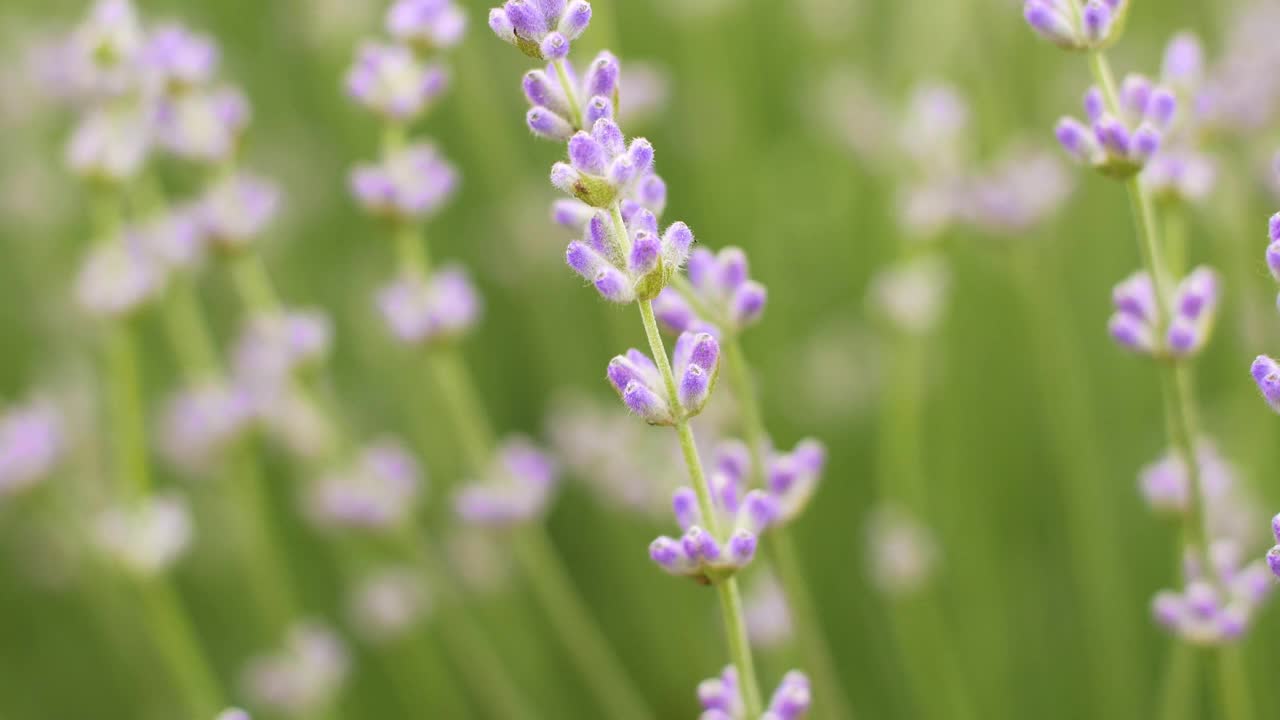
[1,0,1278,718]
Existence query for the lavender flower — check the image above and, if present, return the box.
[377,267,481,345]
[866,254,950,336]
[1108,266,1218,357]
[454,437,559,527]
[75,232,166,318]
[649,469,775,582]
[697,666,812,720]
[1162,32,1205,96]
[386,0,467,51]
[62,0,147,99]
[308,440,424,530]
[1268,513,1280,579]
[489,0,592,61]
[523,51,619,140]
[607,331,720,425]
[1253,355,1280,414]
[654,247,767,336]
[551,118,655,208]
[866,505,939,596]
[1140,149,1216,204]
[553,173,666,233]
[712,439,824,527]
[565,206,693,303]
[199,171,280,249]
[232,309,333,387]
[348,567,431,643]
[141,22,219,91]
[956,147,1075,236]
[158,381,255,473]
[242,621,350,717]
[349,143,458,221]
[1138,440,1235,516]
[0,400,64,497]
[65,105,152,182]
[93,492,193,575]
[1056,77,1177,178]
[215,710,250,720]
[1023,0,1129,51]
[1154,539,1274,644]
[744,572,794,650]
[346,41,448,122]
[154,85,250,163]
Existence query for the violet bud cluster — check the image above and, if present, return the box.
[489,0,592,61]
[713,439,825,527]
[1138,441,1235,517]
[387,0,467,52]
[649,467,776,582]
[654,247,767,336]
[1251,214,1280,412]
[158,381,255,474]
[1153,540,1274,645]
[1023,0,1129,51]
[1108,266,1218,358]
[1056,77,1177,178]
[350,143,458,222]
[566,206,693,303]
[524,51,619,139]
[377,266,481,346]
[307,440,424,531]
[607,332,720,426]
[242,622,350,717]
[345,42,448,122]
[552,118,656,208]
[93,492,193,575]
[697,666,812,720]
[453,437,559,527]
[0,400,65,498]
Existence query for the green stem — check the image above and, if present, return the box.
[638,299,763,716]
[427,347,494,475]
[230,252,281,312]
[1215,647,1254,720]
[395,222,430,278]
[1157,642,1196,720]
[135,576,224,717]
[163,278,220,382]
[1163,203,1188,279]
[105,321,149,500]
[552,59,584,130]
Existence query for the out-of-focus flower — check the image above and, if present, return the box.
[158,381,255,474]
[488,0,592,61]
[1195,3,1280,136]
[348,567,431,643]
[957,147,1075,236]
[93,492,193,575]
[1141,149,1216,204]
[454,437,558,527]
[1109,266,1218,358]
[697,666,811,720]
[1056,77,1177,179]
[141,22,219,91]
[308,440,424,530]
[617,61,668,128]
[376,267,481,346]
[141,202,208,271]
[1138,440,1235,517]
[232,309,333,387]
[345,41,448,122]
[607,331,719,426]
[255,388,334,461]
[867,254,949,336]
[386,0,467,51]
[565,206,693,304]
[199,171,281,249]
[215,709,250,720]
[75,231,166,318]
[744,572,793,649]
[62,0,148,100]
[1154,539,1273,645]
[866,505,939,596]
[654,247,766,336]
[65,105,152,182]
[154,85,249,163]
[242,622,350,717]
[349,143,458,221]
[522,51,618,140]
[0,400,64,497]
[712,439,824,527]
[1023,0,1130,51]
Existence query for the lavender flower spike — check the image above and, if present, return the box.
[566,207,693,303]
[242,621,350,717]
[308,440,425,531]
[608,331,720,425]
[1108,266,1218,358]
[697,666,811,719]
[199,171,281,250]
[489,0,592,61]
[650,467,775,582]
[1154,540,1274,645]
[377,266,481,346]
[524,51,619,140]
[0,400,65,498]
[350,143,459,221]
[551,118,655,208]
[1023,0,1129,51]
[75,230,166,318]
[454,437,559,527]
[386,0,467,52]
[655,247,767,336]
[346,41,449,122]
[1056,77,1177,179]
[713,438,825,527]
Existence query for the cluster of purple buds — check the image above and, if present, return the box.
[607,331,720,425]
[0,400,64,498]
[142,202,209,272]
[552,118,656,208]
[1056,77,1177,178]
[346,42,448,123]
[347,567,431,644]
[65,105,153,182]
[75,230,166,318]
[93,492,193,575]
[199,171,281,250]
[1154,539,1274,645]
[489,0,592,61]
[1138,441,1234,516]
[1140,150,1216,204]
[1023,0,1129,51]
[308,440,424,531]
[453,438,559,527]
[524,51,618,140]
[154,85,250,163]
[697,666,811,720]
[377,266,481,346]
[387,0,467,52]
[349,143,458,221]
[649,468,775,582]
[232,309,333,388]
[1250,214,1280,412]
[1108,266,1218,358]
[654,247,767,336]
[955,148,1075,236]
[713,439,825,527]
[158,381,255,474]
[55,0,147,101]
[241,621,350,717]
[554,174,667,233]
[566,206,693,303]
[141,22,219,91]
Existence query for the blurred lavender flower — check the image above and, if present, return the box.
[387,0,467,51]
[75,231,166,318]
[1108,266,1218,358]
[0,400,64,497]
[1023,0,1129,51]
[607,331,720,426]
[1161,32,1205,98]
[346,41,448,122]
[616,62,670,129]
[713,438,825,527]
[867,254,950,336]
[93,492,193,575]
[1195,3,1280,136]
[1138,440,1235,517]
[1154,539,1273,645]
[308,440,424,530]
[349,143,458,221]
[1056,77,1176,178]
[65,105,152,182]
[154,85,250,163]
[899,83,970,174]
[523,51,618,140]
[654,247,767,336]
[233,309,333,387]
[377,266,481,345]
[158,381,255,474]
[866,505,939,596]
[489,0,592,61]
[744,572,794,650]
[551,118,655,208]
[242,621,350,717]
[957,147,1075,236]
[141,22,219,92]
[698,666,811,720]
[454,437,559,527]
[348,567,431,643]
[447,525,515,593]
[60,0,147,100]
[565,206,693,303]
[199,171,281,249]
[649,466,774,582]
[254,388,334,461]
[138,202,207,271]
[1141,150,1216,204]
[215,710,249,720]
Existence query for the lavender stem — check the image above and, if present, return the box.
[1215,646,1254,720]
[1157,642,1196,720]
[552,59,584,130]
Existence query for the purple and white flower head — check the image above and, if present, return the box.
[489,0,592,61]
[697,666,811,720]
[1154,539,1274,645]
[62,0,147,99]
[1056,77,1177,179]
[233,309,333,387]
[256,388,334,461]
[377,266,481,346]
[454,437,559,527]
[345,41,448,122]
[1252,354,1280,416]
[523,51,619,140]
[1161,32,1205,98]
[154,85,250,163]
[308,440,424,530]
[141,22,219,92]
[866,505,939,597]
[158,381,255,474]
[75,231,166,318]
[1140,148,1216,204]
[386,0,467,52]
[565,207,693,303]
[899,83,971,175]
[242,621,350,717]
[65,105,152,182]
[744,572,793,650]
[93,492,193,575]
[654,247,767,336]
[1138,440,1236,517]
[552,171,667,234]
[607,331,720,426]
[1108,266,1218,358]
[867,254,949,336]
[1023,0,1129,51]
[215,710,250,720]
[712,438,825,527]
[957,147,1075,236]
[199,171,280,250]
[0,400,64,498]
[142,202,208,272]
[649,468,775,582]
[349,143,458,221]
[551,118,655,209]
[348,567,431,643]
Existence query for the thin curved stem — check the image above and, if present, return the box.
[552,59,584,130]
[1157,642,1196,720]
[1215,646,1254,720]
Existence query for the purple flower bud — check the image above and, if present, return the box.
[1081,2,1112,44]
[1083,87,1106,123]
[200,171,280,248]
[552,199,594,229]
[559,1,592,39]
[1251,355,1280,413]
[624,381,670,423]
[387,0,467,50]
[583,52,618,98]
[730,282,768,327]
[527,107,574,140]
[1023,1,1077,48]
[490,0,591,59]
[0,400,64,497]
[1131,125,1161,163]
[1054,117,1095,162]
[672,487,700,531]
[143,23,219,90]
[1148,89,1177,127]
[728,530,757,564]
[653,289,697,333]
[584,96,612,126]
[346,42,449,121]
[1108,312,1154,353]
[1267,546,1280,579]
[1121,74,1153,116]
[376,267,482,346]
[539,32,569,60]
[1152,591,1184,629]
[1162,32,1204,90]
[454,437,558,527]
[1269,213,1280,242]
[568,132,607,174]
[628,232,661,275]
